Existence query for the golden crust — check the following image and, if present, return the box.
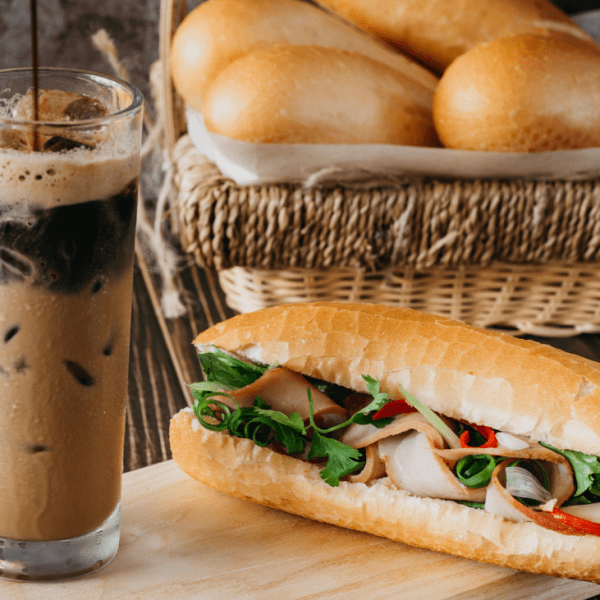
[203,45,438,146]
[170,409,600,583]
[433,33,600,152]
[170,0,438,112]
[194,302,600,454]
[312,0,588,73]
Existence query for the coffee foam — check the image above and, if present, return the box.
[0,140,139,208]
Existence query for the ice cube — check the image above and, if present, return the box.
[63,96,108,121]
[0,246,35,282]
[42,136,93,153]
[7,89,109,151]
[12,89,108,123]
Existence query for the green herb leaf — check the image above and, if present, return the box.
[198,348,268,389]
[190,379,228,396]
[457,501,486,509]
[228,401,308,455]
[273,422,307,455]
[190,382,236,432]
[306,375,392,435]
[360,375,392,413]
[307,431,365,487]
[565,492,596,506]
[351,412,394,428]
[541,443,600,498]
[455,454,505,488]
[254,408,305,433]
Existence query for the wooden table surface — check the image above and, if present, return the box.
[126,249,600,599]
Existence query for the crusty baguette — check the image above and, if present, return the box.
[202,45,439,146]
[170,408,600,582]
[313,0,592,73]
[171,302,600,581]
[170,0,438,112]
[432,33,600,152]
[191,302,600,455]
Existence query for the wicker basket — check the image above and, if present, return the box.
[159,0,600,337]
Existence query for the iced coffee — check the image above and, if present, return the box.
[0,68,142,580]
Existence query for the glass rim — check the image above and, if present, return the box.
[0,67,143,128]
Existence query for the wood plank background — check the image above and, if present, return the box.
[124,253,233,472]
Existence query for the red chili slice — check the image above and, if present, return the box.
[373,399,416,420]
[459,423,498,448]
[549,508,600,537]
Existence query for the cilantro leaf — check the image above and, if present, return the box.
[190,380,229,400]
[542,443,600,498]
[273,422,307,456]
[254,408,305,433]
[359,375,392,415]
[254,407,307,454]
[307,431,365,487]
[198,348,267,389]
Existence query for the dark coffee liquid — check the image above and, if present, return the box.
[0,180,137,292]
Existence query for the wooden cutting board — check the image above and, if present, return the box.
[2,460,599,600]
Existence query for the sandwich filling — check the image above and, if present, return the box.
[191,347,600,537]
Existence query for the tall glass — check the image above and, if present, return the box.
[0,68,143,581]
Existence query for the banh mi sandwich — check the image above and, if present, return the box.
[170,302,600,582]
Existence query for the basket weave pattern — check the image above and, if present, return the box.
[171,135,600,334]
[216,264,600,335]
[175,136,600,272]
[161,0,600,335]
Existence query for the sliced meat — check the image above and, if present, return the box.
[347,444,386,484]
[379,429,487,502]
[341,412,434,448]
[212,367,348,427]
[435,441,574,469]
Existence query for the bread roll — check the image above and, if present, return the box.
[313,0,592,73]
[433,33,600,152]
[202,45,439,146]
[170,0,438,112]
[169,301,600,582]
